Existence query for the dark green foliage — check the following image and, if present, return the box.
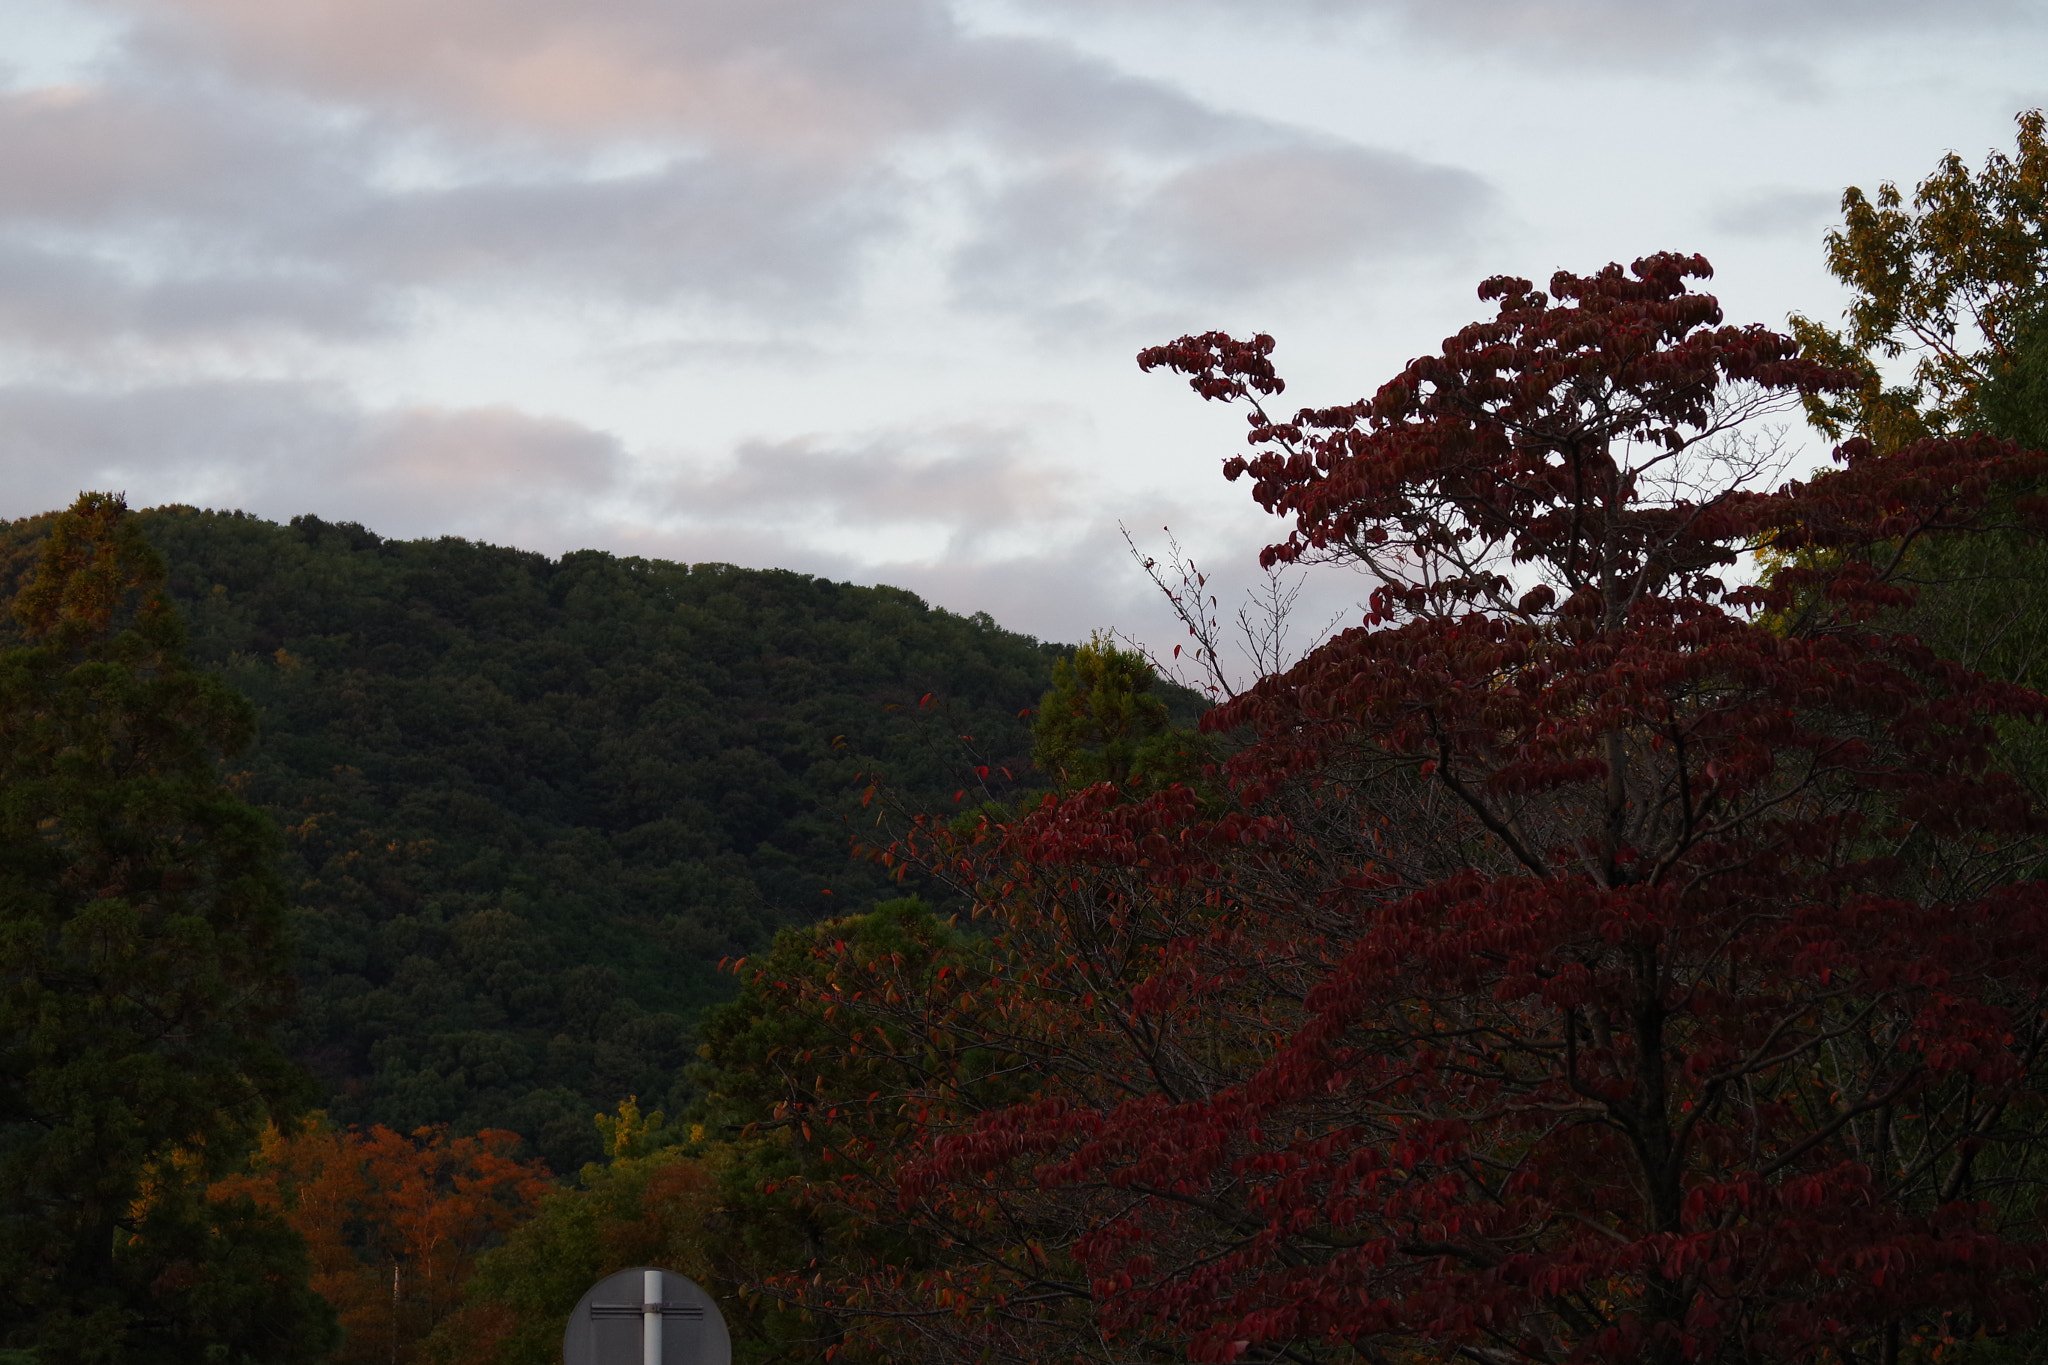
[0,494,334,1363]
[1881,316,2048,803]
[36,1189,340,1365]
[693,897,976,1148]
[0,507,1062,1172]
[421,901,975,1365]
[1030,632,1206,790]
[1858,312,2048,692]
[1982,307,2048,452]
[690,900,980,1365]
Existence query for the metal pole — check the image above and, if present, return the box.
[643,1269,663,1365]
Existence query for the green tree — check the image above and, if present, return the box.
[1787,116,2048,701]
[1792,108,2048,446]
[0,494,334,1363]
[1030,633,1202,789]
[687,900,983,1364]
[416,1101,728,1365]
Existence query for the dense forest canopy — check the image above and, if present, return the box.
[0,507,1080,1170]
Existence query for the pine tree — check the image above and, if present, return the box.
[1031,633,1202,790]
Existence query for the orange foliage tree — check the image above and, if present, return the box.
[214,1120,552,1365]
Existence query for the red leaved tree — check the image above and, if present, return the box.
[794,255,2048,1364]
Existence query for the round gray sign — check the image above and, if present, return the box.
[562,1266,731,1365]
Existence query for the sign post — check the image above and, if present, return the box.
[562,1267,730,1365]
[642,1270,662,1365]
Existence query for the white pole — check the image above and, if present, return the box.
[643,1269,663,1365]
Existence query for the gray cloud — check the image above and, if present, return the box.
[1,0,1490,343]
[323,155,899,310]
[1010,0,2037,62]
[613,517,1142,647]
[0,78,401,349]
[0,380,624,544]
[0,239,387,354]
[0,72,899,337]
[614,493,1235,650]
[0,379,351,516]
[1130,145,1490,291]
[661,423,1078,548]
[0,373,1362,654]
[1371,0,2032,55]
[123,0,1239,157]
[952,141,1490,315]
[624,502,1373,673]
[1708,187,1839,241]
[0,82,348,225]
[0,0,1505,391]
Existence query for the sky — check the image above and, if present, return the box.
[1,0,2044,665]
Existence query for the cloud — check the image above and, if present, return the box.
[0,380,345,517]
[0,82,337,224]
[0,380,625,544]
[0,75,897,338]
[338,406,626,523]
[627,423,1372,657]
[613,515,1141,647]
[1368,0,2031,55]
[0,81,394,350]
[629,503,1372,674]
[324,155,899,310]
[951,142,1490,316]
[0,240,387,357]
[0,0,1481,656]
[0,0,1499,375]
[1006,0,2036,63]
[658,422,1079,554]
[1708,188,1839,241]
[615,489,1216,650]
[0,378,1154,646]
[1130,145,1490,291]
[125,0,1236,156]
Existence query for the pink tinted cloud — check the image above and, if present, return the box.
[661,423,1078,546]
[126,0,1173,157]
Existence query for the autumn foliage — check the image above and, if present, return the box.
[214,1120,551,1365]
[742,255,2048,1364]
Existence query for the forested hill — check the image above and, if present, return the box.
[0,507,1066,1170]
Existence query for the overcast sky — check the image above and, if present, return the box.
[2,0,2044,658]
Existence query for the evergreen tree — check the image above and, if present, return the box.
[1031,633,1203,790]
[0,494,334,1363]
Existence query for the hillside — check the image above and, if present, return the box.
[0,507,1068,1170]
